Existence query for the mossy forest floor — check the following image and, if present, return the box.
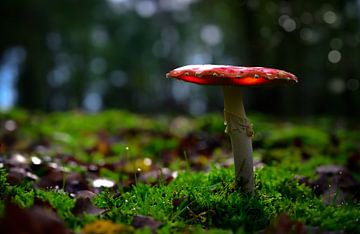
[0,110,359,233]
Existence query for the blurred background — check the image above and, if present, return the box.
[0,0,359,117]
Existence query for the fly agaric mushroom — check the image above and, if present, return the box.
[166,65,298,193]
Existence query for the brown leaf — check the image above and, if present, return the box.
[0,142,6,153]
[178,132,221,159]
[35,167,64,189]
[33,197,56,212]
[308,165,360,204]
[172,197,186,209]
[75,190,97,199]
[7,167,38,185]
[36,170,90,193]
[347,151,360,172]
[71,197,105,216]
[132,215,162,233]
[0,201,70,234]
[138,168,177,185]
[265,214,306,234]
[64,172,91,194]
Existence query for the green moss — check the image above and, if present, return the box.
[1,110,360,233]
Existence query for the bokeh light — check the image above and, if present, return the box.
[328,50,342,63]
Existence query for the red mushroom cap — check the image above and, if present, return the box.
[166,65,298,87]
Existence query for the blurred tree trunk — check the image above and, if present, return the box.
[238,2,264,66]
[18,50,51,110]
[236,1,279,114]
[0,0,52,110]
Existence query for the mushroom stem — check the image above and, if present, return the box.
[222,86,254,193]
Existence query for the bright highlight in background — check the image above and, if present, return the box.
[0,47,26,111]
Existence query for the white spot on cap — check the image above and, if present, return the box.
[174,64,222,72]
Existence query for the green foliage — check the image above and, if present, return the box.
[263,125,329,149]
[7,182,35,208]
[36,189,75,220]
[1,110,360,233]
[143,137,178,156]
[196,114,225,134]
[93,166,360,233]
[0,169,9,195]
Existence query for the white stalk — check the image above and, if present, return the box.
[222,86,254,193]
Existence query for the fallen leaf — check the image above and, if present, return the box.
[308,165,360,204]
[7,167,38,185]
[0,201,70,234]
[347,151,360,173]
[0,142,6,153]
[178,132,221,159]
[71,197,105,216]
[132,215,162,233]
[75,190,97,199]
[81,220,134,234]
[264,213,306,234]
[138,168,177,185]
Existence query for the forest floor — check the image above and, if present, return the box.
[0,110,359,234]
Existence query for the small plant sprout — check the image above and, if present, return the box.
[166,65,298,193]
